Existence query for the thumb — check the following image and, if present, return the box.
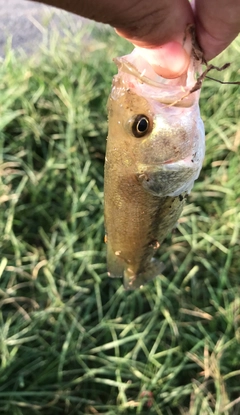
[115,0,194,78]
[134,42,191,79]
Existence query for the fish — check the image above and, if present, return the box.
[104,43,205,290]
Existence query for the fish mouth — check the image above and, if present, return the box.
[114,50,201,108]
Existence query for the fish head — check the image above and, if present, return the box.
[107,49,205,197]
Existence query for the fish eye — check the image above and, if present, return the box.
[132,115,150,138]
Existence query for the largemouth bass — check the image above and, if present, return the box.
[104,46,205,290]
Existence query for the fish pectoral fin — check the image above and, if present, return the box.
[137,164,199,197]
[123,259,165,290]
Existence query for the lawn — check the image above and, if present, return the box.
[0,24,240,415]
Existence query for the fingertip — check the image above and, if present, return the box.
[135,42,190,79]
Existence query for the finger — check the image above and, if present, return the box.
[116,0,194,78]
[115,0,193,47]
[194,0,240,61]
[134,42,191,78]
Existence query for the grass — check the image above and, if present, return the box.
[0,23,240,415]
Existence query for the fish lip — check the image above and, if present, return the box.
[114,51,200,89]
[114,52,201,107]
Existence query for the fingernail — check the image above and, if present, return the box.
[136,42,190,79]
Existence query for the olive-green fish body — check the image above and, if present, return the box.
[104,50,205,289]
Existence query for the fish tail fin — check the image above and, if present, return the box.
[124,259,165,290]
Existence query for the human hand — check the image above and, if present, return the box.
[33,0,240,78]
[115,0,240,78]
